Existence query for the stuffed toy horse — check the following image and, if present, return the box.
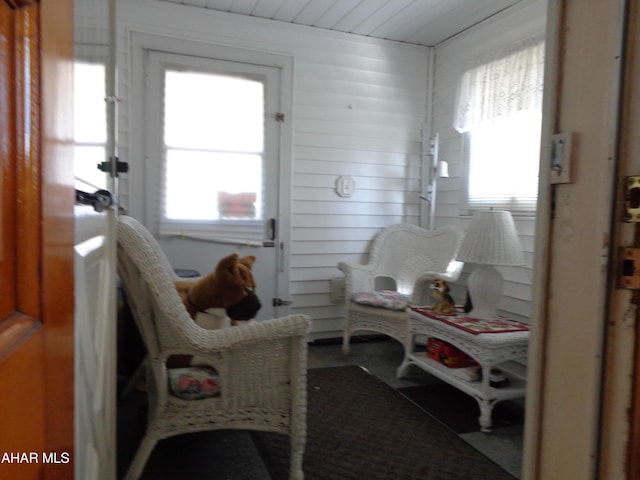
[174,253,262,325]
[170,254,262,368]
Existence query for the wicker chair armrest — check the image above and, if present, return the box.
[187,314,312,354]
[337,261,375,295]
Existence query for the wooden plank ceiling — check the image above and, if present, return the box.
[157,0,527,46]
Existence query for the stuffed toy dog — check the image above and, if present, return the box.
[174,253,262,325]
[429,278,456,313]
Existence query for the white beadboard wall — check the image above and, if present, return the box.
[115,0,430,337]
[431,0,548,323]
[114,0,548,336]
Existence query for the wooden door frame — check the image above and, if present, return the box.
[622,0,640,477]
[580,0,640,477]
[522,0,632,478]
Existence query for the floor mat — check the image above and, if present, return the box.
[252,365,516,480]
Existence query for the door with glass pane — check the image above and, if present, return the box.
[145,51,284,319]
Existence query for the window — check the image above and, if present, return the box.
[74,61,108,189]
[163,70,264,222]
[454,34,545,213]
[145,51,281,244]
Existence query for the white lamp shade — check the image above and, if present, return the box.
[456,210,525,266]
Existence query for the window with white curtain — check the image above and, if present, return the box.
[454,34,545,213]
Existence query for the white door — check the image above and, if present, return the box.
[73,2,118,478]
[143,49,288,320]
[74,205,117,480]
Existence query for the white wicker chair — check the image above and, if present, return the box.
[117,215,312,480]
[338,224,464,377]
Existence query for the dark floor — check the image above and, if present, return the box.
[306,336,524,478]
[117,336,524,479]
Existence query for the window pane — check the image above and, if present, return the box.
[74,62,107,143]
[164,150,262,221]
[467,110,541,211]
[74,145,107,189]
[164,71,264,152]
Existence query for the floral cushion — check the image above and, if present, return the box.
[168,366,221,400]
[351,290,411,311]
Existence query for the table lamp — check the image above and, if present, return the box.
[456,210,525,320]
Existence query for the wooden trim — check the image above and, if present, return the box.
[14,2,41,318]
[0,314,41,363]
[0,0,41,364]
[521,0,562,476]
[40,0,75,476]
[631,315,640,477]
[626,0,640,476]
[4,0,39,8]
[0,326,47,480]
[532,0,627,477]
[0,0,16,319]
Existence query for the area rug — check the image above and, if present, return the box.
[398,383,525,434]
[251,365,516,480]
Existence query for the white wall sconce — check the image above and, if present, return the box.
[437,160,449,178]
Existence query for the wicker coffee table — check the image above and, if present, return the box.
[399,307,529,432]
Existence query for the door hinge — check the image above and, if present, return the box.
[275,112,285,122]
[98,156,129,177]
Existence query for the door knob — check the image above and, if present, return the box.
[272,298,293,307]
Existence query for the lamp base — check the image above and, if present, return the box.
[466,264,503,321]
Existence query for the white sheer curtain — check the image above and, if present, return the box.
[453,33,545,133]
